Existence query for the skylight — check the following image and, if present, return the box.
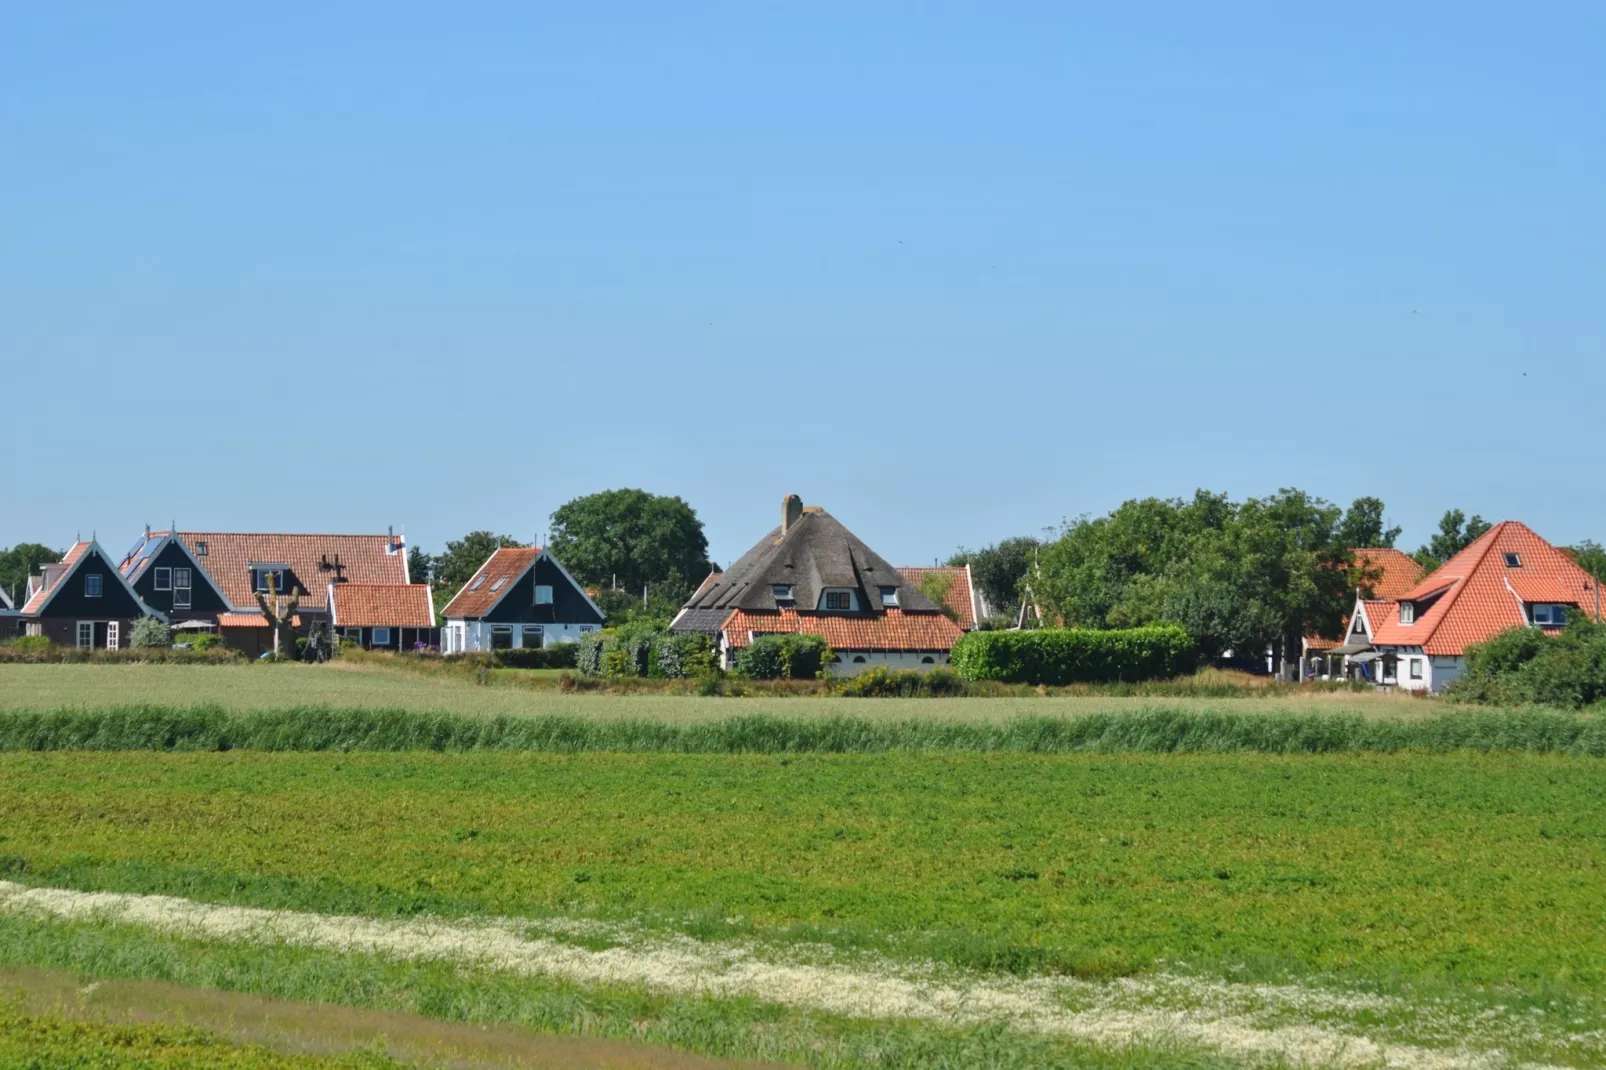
[490,576,508,592]
[470,575,487,591]
[1504,552,1522,568]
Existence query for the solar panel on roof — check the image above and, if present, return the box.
[125,537,149,562]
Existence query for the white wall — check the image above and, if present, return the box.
[830,651,952,677]
[445,619,599,653]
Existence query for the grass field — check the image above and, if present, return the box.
[0,662,1441,721]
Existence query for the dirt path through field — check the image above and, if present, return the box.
[0,964,784,1070]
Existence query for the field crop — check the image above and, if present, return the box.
[0,662,1439,722]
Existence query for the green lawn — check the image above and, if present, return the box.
[0,662,1436,722]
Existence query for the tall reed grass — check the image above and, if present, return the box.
[0,705,1600,755]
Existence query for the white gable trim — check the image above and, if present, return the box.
[127,533,236,611]
[30,540,167,622]
[442,549,604,623]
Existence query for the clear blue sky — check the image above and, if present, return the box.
[4,3,1603,569]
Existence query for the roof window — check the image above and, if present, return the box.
[879,586,898,607]
[1399,602,1415,625]
[772,584,794,604]
[469,575,487,591]
[490,576,508,592]
[195,542,208,556]
[1504,552,1522,568]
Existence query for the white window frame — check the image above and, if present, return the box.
[1399,602,1414,625]
[1409,657,1423,680]
[371,627,392,647]
[880,587,898,607]
[1504,552,1522,568]
[173,585,192,609]
[107,620,120,651]
[490,576,508,592]
[77,621,94,648]
[521,624,544,648]
[85,574,103,598]
[490,625,514,650]
[174,567,191,590]
[253,567,286,593]
[534,584,553,605]
[154,567,172,591]
[824,590,853,611]
[578,624,599,633]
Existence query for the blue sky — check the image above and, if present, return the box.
[4,2,1603,569]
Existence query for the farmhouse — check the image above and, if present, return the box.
[439,546,604,653]
[670,495,965,675]
[1343,522,1603,692]
[21,539,164,648]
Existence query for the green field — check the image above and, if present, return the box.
[0,661,1437,721]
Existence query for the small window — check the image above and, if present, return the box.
[372,627,392,647]
[1532,604,1568,626]
[85,574,103,598]
[521,625,544,648]
[921,656,935,664]
[1399,602,1414,625]
[469,575,487,591]
[534,585,553,605]
[1382,658,1397,683]
[825,591,851,611]
[154,567,172,591]
[1409,658,1424,680]
[579,623,599,633]
[173,567,191,589]
[77,621,94,648]
[851,655,866,663]
[490,576,507,592]
[879,586,898,607]
[173,586,191,609]
[254,568,286,593]
[772,585,794,602]
[490,625,513,650]
[195,542,208,556]
[1352,616,1366,634]
[1504,552,1522,568]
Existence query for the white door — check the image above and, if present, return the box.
[107,621,120,650]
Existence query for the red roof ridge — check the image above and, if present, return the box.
[1399,522,1507,648]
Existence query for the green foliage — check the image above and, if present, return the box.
[1033,489,1356,662]
[434,531,523,591]
[405,544,433,585]
[576,623,666,677]
[656,631,716,678]
[594,585,685,628]
[5,635,52,652]
[1335,496,1402,549]
[1570,540,1606,586]
[0,645,242,664]
[915,570,959,622]
[493,644,579,670]
[951,625,1197,685]
[129,616,173,649]
[1448,615,1606,709]
[836,666,965,697]
[547,489,711,598]
[1414,509,1492,571]
[734,633,831,679]
[181,631,222,652]
[576,631,606,676]
[0,541,62,609]
[947,537,1039,619]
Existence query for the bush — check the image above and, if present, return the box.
[576,631,606,676]
[494,644,579,670]
[950,624,1197,685]
[657,632,717,678]
[129,617,172,649]
[180,631,222,652]
[576,624,666,677]
[735,634,831,679]
[1448,615,1606,709]
[0,645,242,665]
[4,635,51,653]
[835,665,968,697]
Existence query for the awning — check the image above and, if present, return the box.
[172,619,217,631]
[1349,650,1385,664]
[218,612,301,628]
[1328,640,1372,656]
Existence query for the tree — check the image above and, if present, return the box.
[946,536,1039,620]
[406,545,433,586]
[0,543,63,607]
[1569,540,1606,586]
[1415,509,1492,571]
[255,572,300,660]
[548,489,711,598]
[434,531,524,592]
[1336,497,1401,549]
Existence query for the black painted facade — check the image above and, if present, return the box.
[131,541,230,616]
[482,556,602,625]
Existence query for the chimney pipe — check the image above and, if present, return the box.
[781,494,804,535]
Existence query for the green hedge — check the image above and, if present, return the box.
[576,624,669,677]
[657,632,717,678]
[735,634,831,679]
[836,666,965,697]
[0,644,243,665]
[493,644,579,670]
[950,625,1197,685]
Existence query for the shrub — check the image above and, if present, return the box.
[494,644,579,670]
[576,631,606,676]
[610,621,664,676]
[835,665,968,697]
[181,631,222,652]
[657,632,717,678]
[4,635,51,653]
[129,617,172,649]
[950,624,1197,685]
[0,645,242,665]
[735,634,831,679]
[1448,615,1606,709]
[600,649,636,677]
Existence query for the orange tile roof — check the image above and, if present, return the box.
[218,611,302,628]
[1371,522,1602,655]
[1304,549,1423,647]
[440,547,542,618]
[330,584,435,628]
[20,542,89,615]
[896,566,978,629]
[178,532,407,611]
[721,607,965,652]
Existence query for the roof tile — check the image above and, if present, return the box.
[722,607,964,652]
[330,584,435,628]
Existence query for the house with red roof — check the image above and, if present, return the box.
[1346,522,1603,692]
[439,546,603,654]
[1300,548,1423,681]
[21,539,164,649]
[670,495,965,675]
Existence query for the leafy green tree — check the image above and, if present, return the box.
[1414,509,1492,571]
[0,543,63,608]
[946,536,1039,619]
[1335,497,1401,549]
[1569,540,1606,585]
[434,531,524,592]
[406,545,433,586]
[548,489,711,597]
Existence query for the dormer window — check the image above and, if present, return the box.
[195,542,208,556]
[772,585,794,605]
[1531,604,1569,626]
[880,586,899,607]
[253,567,288,594]
[1504,552,1522,568]
[1399,602,1415,625]
[823,590,854,611]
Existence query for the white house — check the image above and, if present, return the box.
[439,546,603,654]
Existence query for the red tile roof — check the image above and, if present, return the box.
[20,542,89,615]
[330,584,435,628]
[440,547,542,618]
[896,566,978,629]
[218,611,302,628]
[1371,522,1602,655]
[1304,549,1423,648]
[721,607,965,652]
[178,532,407,611]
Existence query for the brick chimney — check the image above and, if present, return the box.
[781,494,804,535]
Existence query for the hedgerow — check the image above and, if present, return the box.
[492,644,579,670]
[735,634,830,679]
[1447,615,1606,710]
[950,625,1196,685]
